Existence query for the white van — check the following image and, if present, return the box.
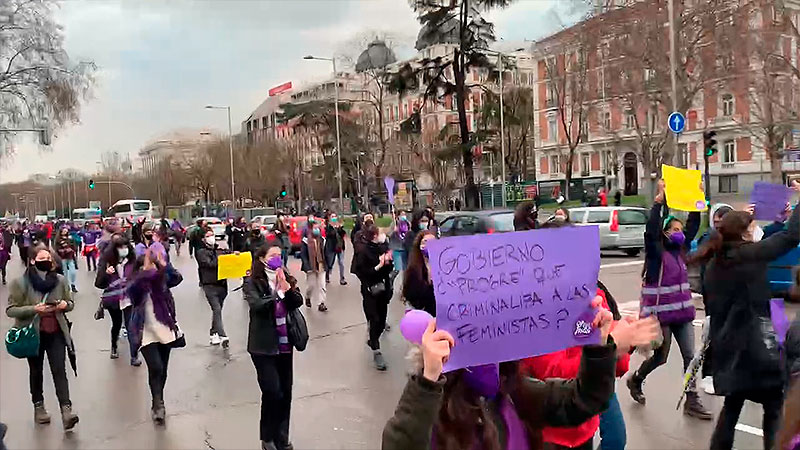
[108,199,153,222]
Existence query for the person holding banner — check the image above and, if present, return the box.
[389,210,409,272]
[353,223,394,371]
[691,185,800,450]
[626,180,712,420]
[401,230,436,316]
[196,228,231,347]
[382,300,659,450]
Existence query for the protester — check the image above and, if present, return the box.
[247,222,266,255]
[15,223,27,265]
[55,227,79,293]
[95,234,140,365]
[691,188,800,449]
[243,245,304,450]
[272,213,291,266]
[402,210,430,256]
[381,299,659,450]
[126,249,183,425]
[389,210,409,272]
[762,203,795,239]
[196,228,230,347]
[170,219,185,257]
[188,219,207,259]
[128,216,146,245]
[614,190,622,206]
[229,217,248,252]
[134,223,167,261]
[300,218,328,312]
[401,230,436,316]
[626,179,712,419]
[6,244,79,430]
[353,223,394,371]
[324,213,347,285]
[0,224,11,285]
[513,201,539,231]
[69,224,83,265]
[81,222,101,271]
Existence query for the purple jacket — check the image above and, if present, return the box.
[126,265,183,351]
[640,250,694,324]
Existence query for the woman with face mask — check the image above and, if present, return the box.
[389,211,410,272]
[95,234,140,365]
[6,245,79,430]
[243,245,305,450]
[55,228,79,293]
[272,214,291,266]
[353,224,394,371]
[300,220,328,312]
[691,182,800,450]
[626,180,712,420]
[401,231,436,316]
[402,210,430,257]
[247,223,266,255]
[196,228,231,347]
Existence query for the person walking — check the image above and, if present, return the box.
[599,187,609,207]
[389,210,409,272]
[401,230,436,315]
[692,190,800,450]
[353,224,394,371]
[300,219,328,312]
[6,244,79,430]
[95,234,140,365]
[324,213,347,285]
[134,223,168,261]
[0,223,11,285]
[247,223,266,255]
[272,214,291,266]
[229,217,248,252]
[402,211,430,256]
[81,222,101,271]
[243,245,305,450]
[55,227,79,293]
[126,249,184,425]
[188,219,206,259]
[170,219,185,257]
[626,180,712,420]
[196,228,231,347]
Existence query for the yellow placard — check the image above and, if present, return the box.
[661,164,708,212]
[217,252,253,280]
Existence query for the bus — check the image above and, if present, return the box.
[72,208,102,221]
[108,199,153,222]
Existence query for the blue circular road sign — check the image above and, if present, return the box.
[667,111,686,134]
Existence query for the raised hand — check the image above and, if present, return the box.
[610,316,661,355]
[421,319,455,382]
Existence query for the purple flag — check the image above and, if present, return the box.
[770,298,790,347]
[384,176,395,205]
[751,182,792,222]
[427,226,601,372]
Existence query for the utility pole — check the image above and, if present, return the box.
[499,53,507,208]
[668,0,681,166]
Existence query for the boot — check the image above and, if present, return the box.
[626,372,646,405]
[373,350,387,371]
[684,392,713,420]
[318,303,328,312]
[261,441,278,450]
[60,404,79,430]
[110,347,119,359]
[33,402,51,424]
[151,398,166,425]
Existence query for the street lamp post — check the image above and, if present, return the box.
[304,55,344,212]
[205,105,236,209]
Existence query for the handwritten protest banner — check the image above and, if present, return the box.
[427,226,601,372]
[751,182,792,222]
[662,164,708,212]
[217,251,252,280]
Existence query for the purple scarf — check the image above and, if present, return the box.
[127,268,177,331]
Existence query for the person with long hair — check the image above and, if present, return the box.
[126,249,184,425]
[402,210,430,256]
[401,230,436,316]
[6,244,79,429]
[353,223,394,371]
[626,180,712,420]
[691,191,800,450]
[243,245,305,450]
[382,301,659,450]
[513,201,539,231]
[389,210,410,272]
[272,213,291,266]
[81,222,101,271]
[170,218,185,257]
[0,222,11,285]
[95,233,140,365]
[300,218,328,312]
[55,227,79,293]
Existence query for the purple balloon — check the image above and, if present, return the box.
[400,309,434,344]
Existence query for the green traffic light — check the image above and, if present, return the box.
[89,180,95,190]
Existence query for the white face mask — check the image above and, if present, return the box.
[117,247,129,259]
[376,233,387,244]
[205,236,216,246]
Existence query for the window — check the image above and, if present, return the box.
[648,110,657,132]
[723,140,736,163]
[581,153,591,176]
[550,154,561,173]
[262,117,268,128]
[644,68,656,86]
[133,202,151,211]
[548,115,557,142]
[490,213,515,232]
[602,110,611,130]
[626,110,635,129]
[439,217,455,235]
[455,216,478,233]
[722,94,734,117]
[719,175,738,193]
[580,115,588,140]
[546,83,557,107]
[618,210,648,225]
[586,210,611,224]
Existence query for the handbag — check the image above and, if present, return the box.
[286,308,309,351]
[368,280,388,297]
[169,324,186,349]
[5,291,47,359]
[94,301,105,320]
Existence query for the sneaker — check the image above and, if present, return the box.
[626,373,646,405]
[209,334,222,345]
[71,285,78,293]
[130,356,142,367]
[220,336,230,348]
[305,298,311,308]
[373,350,387,371]
[701,376,715,395]
[326,277,330,284]
[318,303,328,312]
[262,442,279,450]
[151,400,165,425]
[110,348,119,359]
[684,392,713,420]
[385,323,391,331]
[2,279,6,285]
[60,404,79,430]
[340,279,348,286]
[33,402,51,424]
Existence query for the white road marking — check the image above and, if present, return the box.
[600,260,644,269]
[735,423,764,437]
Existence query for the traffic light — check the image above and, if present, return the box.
[703,131,718,158]
[88,179,95,190]
[280,185,287,198]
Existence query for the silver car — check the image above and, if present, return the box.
[568,206,648,256]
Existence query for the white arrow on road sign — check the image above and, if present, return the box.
[668,111,685,134]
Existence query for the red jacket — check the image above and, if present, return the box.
[518,288,630,448]
[599,191,608,206]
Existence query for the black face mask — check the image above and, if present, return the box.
[34,260,51,272]
[144,233,153,241]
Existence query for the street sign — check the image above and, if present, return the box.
[269,82,292,97]
[668,111,686,134]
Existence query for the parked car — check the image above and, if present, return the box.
[196,217,226,240]
[437,210,516,237]
[568,206,647,256]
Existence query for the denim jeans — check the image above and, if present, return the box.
[599,392,626,450]
[202,284,228,337]
[636,320,696,389]
[62,259,77,287]
[325,251,346,282]
[392,250,407,271]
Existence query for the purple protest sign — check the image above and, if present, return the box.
[751,181,792,222]
[384,176,395,205]
[427,226,601,372]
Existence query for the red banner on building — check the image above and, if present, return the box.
[269,81,292,97]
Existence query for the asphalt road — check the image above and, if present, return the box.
[0,244,774,449]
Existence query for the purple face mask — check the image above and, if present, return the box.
[463,363,500,399]
[266,255,282,271]
[668,231,685,246]
[398,221,409,233]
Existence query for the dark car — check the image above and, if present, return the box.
[437,210,515,237]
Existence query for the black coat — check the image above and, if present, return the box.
[402,265,435,316]
[353,240,393,301]
[246,232,266,255]
[195,244,227,287]
[242,273,304,355]
[229,226,247,252]
[325,225,346,254]
[705,204,800,395]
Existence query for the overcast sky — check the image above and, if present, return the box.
[0,0,584,184]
